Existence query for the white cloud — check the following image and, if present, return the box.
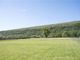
[19,9,27,12]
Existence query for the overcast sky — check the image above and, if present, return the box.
[0,0,80,31]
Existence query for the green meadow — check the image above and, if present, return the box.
[0,38,80,60]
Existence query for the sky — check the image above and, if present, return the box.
[0,0,80,31]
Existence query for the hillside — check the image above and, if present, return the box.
[0,21,80,39]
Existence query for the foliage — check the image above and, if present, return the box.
[43,28,50,38]
[0,21,80,39]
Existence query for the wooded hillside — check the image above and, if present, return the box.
[0,21,80,40]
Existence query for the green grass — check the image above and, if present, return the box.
[0,38,80,60]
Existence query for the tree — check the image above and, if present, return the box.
[43,28,50,38]
[77,31,80,37]
[62,31,69,37]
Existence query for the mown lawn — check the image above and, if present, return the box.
[0,38,80,60]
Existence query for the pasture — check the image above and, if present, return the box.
[0,38,80,60]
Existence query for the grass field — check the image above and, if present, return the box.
[0,38,80,60]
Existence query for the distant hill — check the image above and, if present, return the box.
[0,21,80,40]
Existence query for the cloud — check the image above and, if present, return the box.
[18,9,28,13]
[21,9,27,12]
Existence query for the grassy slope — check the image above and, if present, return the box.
[0,38,80,60]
